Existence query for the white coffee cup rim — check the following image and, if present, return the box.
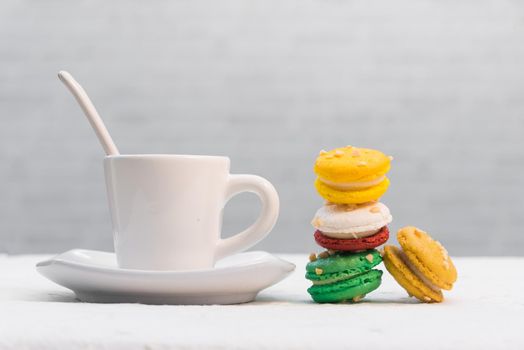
[105,154,230,162]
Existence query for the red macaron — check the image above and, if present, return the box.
[314,226,389,252]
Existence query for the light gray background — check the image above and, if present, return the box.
[1,0,523,255]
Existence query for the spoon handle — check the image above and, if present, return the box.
[58,71,120,156]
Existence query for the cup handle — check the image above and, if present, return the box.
[215,174,280,260]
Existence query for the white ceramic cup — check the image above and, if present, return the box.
[104,154,279,271]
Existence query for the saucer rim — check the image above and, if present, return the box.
[36,249,296,276]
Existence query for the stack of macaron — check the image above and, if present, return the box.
[306,146,394,303]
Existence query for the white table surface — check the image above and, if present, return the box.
[1,254,523,350]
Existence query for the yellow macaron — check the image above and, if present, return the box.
[314,146,392,204]
[314,177,390,204]
[383,226,457,303]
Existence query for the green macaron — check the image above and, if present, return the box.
[306,250,383,303]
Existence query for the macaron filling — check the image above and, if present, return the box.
[321,228,381,239]
[318,176,386,191]
[314,227,390,252]
[308,269,371,286]
[397,249,441,293]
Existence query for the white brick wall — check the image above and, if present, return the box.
[1,0,523,255]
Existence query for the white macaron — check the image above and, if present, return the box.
[311,202,392,239]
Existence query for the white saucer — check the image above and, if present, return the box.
[36,249,295,305]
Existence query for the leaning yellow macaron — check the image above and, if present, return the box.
[383,226,457,303]
[314,146,392,204]
[383,245,443,303]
